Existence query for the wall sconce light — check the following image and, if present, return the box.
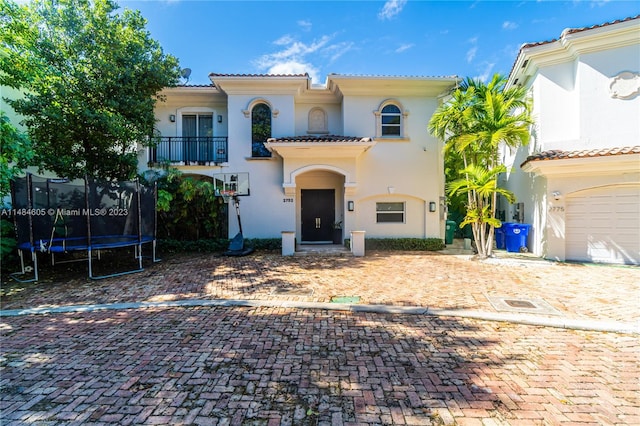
[217,115,223,123]
[387,186,395,194]
[169,114,176,122]
[552,191,562,200]
[429,201,437,212]
[347,201,354,212]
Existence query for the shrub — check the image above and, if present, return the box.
[157,238,281,254]
[346,238,445,251]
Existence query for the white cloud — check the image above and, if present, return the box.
[274,35,294,46]
[298,19,312,31]
[395,43,414,53]
[502,21,518,30]
[378,0,407,20]
[268,61,320,82]
[254,34,353,83]
[474,62,495,83]
[322,41,355,62]
[466,37,478,63]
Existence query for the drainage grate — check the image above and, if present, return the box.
[271,287,314,296]
[505,299,536,309]
[486,295,562,316]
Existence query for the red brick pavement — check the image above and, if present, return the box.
[1,307,639,425]
[1,248,639,425]
[2,249,638,325]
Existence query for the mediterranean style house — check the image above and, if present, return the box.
[141,74,459,245]
[500,16,640,265]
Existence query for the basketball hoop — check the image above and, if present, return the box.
[220,190,237,204]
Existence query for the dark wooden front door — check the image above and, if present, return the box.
[301,189,335,242]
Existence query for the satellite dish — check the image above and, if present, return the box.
[180,68,191,83]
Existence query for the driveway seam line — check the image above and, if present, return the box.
[1,298,637,334]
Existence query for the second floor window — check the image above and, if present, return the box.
[251,103,272,157]
[381,104,401,136]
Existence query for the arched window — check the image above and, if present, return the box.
[381,104,401,136]
[251,103,272,157]
[375,101,408,139]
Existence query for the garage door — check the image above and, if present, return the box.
[565,185,640,264]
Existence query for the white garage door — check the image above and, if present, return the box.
[565,185,640,264]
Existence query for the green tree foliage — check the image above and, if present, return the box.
[429,74,532,258]
[140,168,227,241]
[0,0,181,181]
[0,112,33,199]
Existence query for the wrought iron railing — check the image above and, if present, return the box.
[148,136,228,165]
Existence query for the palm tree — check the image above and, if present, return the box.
[429,74,533,258]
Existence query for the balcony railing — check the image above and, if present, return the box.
[148,136,228,165]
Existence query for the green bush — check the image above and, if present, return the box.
[0,217,18,270]
[346,237,445,251]
[157,238,281,254]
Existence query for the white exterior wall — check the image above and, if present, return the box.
[502,18,640,263]
[342,96,444,238]
[143,76,456,243]
[225,94,294,238]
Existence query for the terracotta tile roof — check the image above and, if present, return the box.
[267,135,372,143]
[174,84,215,88]
[329,73,459,80]
[520,15,639,50]
[209,73,309,78]
[509,16,639,82]
[521,146,640,167]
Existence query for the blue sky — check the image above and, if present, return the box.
[119,1,639,85]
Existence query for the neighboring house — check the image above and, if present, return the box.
[501,16,640,264]
[142,74,459,244]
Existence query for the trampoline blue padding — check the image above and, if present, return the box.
[19,235,155,253]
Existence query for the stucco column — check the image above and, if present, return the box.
[350,230,366,257]
[281,231,296,256]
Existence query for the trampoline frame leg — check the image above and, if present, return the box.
[10,250,38,283]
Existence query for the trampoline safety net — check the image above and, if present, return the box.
[10,174,158,281]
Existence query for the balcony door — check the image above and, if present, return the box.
[182,114,213,164]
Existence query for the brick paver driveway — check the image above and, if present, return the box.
[2,306,639,425]
[1,249,639,424]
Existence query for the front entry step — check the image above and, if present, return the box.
[294,244,352,257]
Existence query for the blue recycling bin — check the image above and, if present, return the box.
[494,225,506,250]
[504,223,531,253]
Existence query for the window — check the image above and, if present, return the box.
[381,104,401,136]
[251,103,272,158]
[376,202,405,223]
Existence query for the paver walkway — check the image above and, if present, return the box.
[1,245,639,425]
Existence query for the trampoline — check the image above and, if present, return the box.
[10,174,159,281]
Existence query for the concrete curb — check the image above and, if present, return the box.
[1,299,637,335]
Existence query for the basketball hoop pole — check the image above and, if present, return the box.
[232,195,243,235]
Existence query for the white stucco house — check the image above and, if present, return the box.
[500,16,640,265]
[142,74,459,245]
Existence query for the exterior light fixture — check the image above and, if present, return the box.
[218,115,223,123]
[348,201,354,211]
[429,201,437,212]
[552,191,561,200]
[169,114,176,122]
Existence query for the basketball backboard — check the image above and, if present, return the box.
[213,173,250,196]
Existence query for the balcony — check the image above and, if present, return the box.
[148,136,228,166]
